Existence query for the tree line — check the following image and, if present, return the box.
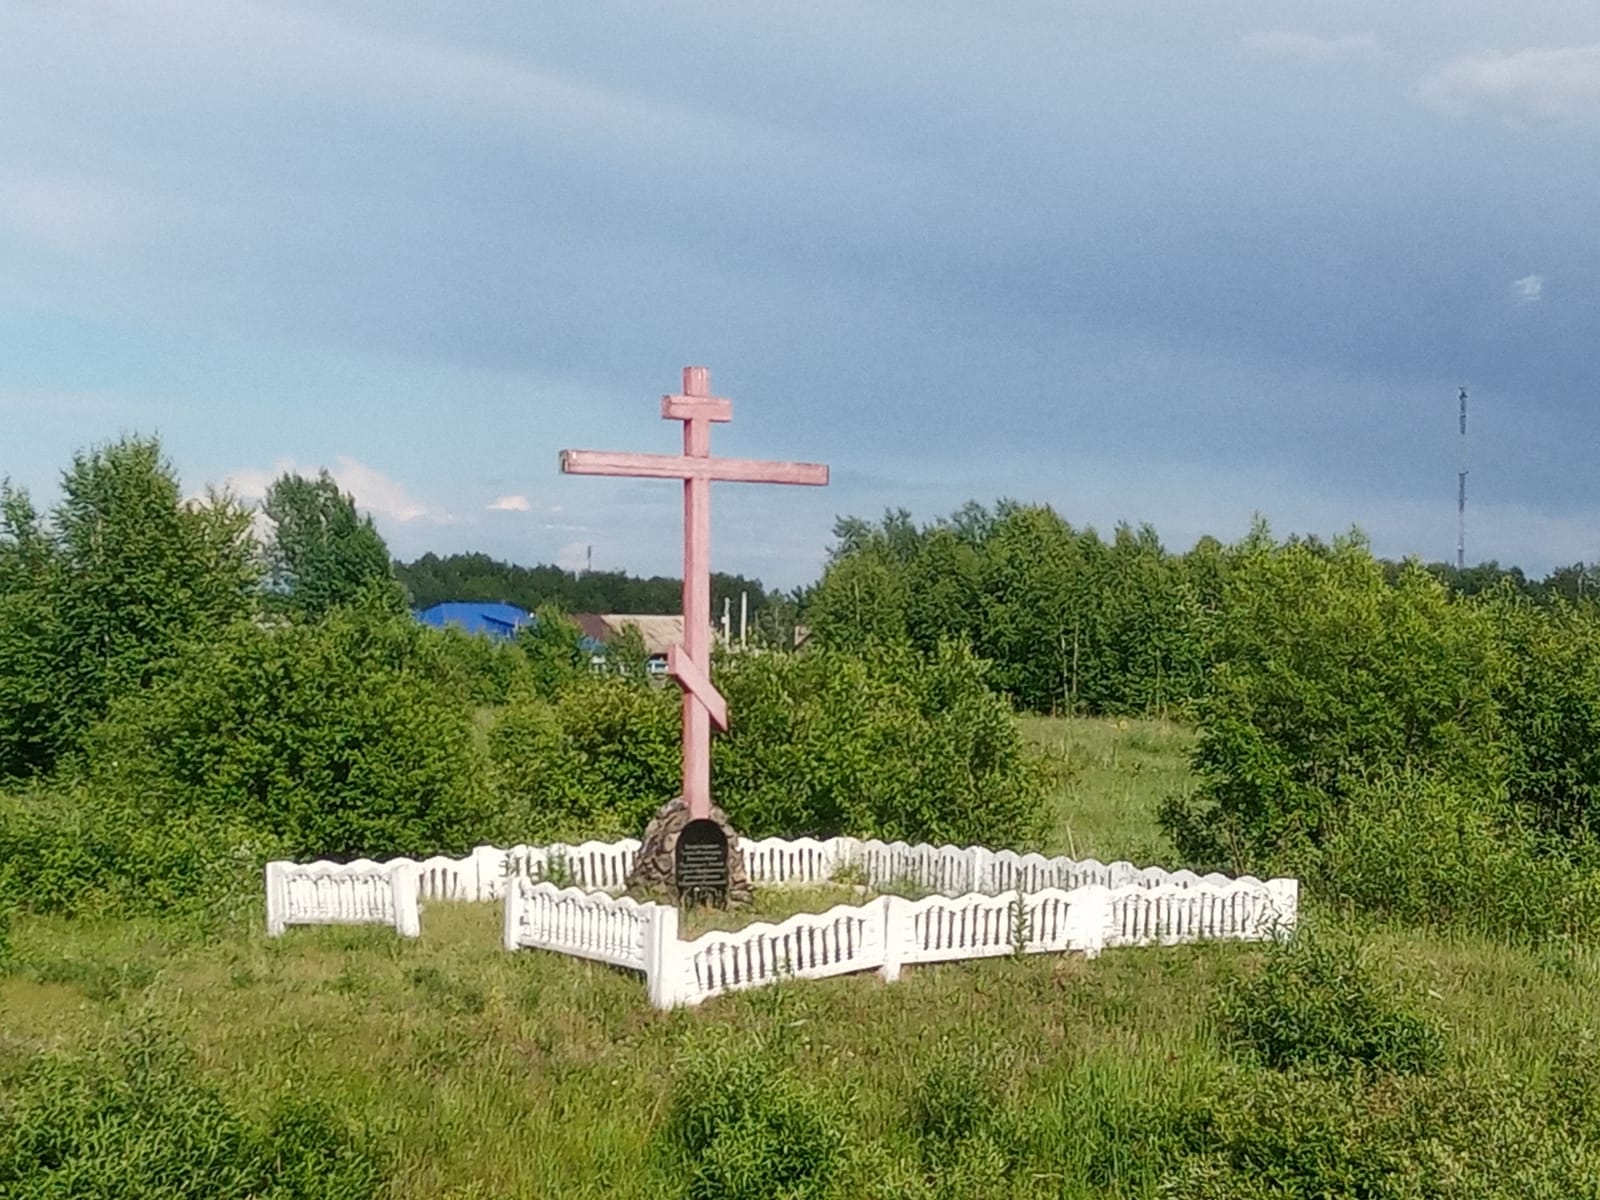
[394,551,781,627]
[805,500,1600,717]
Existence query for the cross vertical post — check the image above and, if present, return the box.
[680,366,715,821]
[560,367,828,821]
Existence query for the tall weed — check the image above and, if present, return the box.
[0,1021,386,1199]
[653,1034,849,1200]
[1215,926,1445,1076]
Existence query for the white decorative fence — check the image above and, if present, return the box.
[501,880,659,973]
[1108,879,1298,948]
[501,874,1295,1009]
[265,836,1297,1005]
[264,859,421,938]
[265,836,1297,938]
[496,835,1249,897]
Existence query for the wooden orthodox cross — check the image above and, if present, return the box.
[559,367,829,821]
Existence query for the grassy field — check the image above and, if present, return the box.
[1019,715,1194,862]
[5,717,1600,1198]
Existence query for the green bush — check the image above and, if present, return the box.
[1159,533,1600,940]
[487,643,1050,847]
[654,1035,848,1200]
[1160,1073,1412,1199]
[808,504,1212,717]
[1215,927,1445,1077]
[0,439,258,782]
[487,675,679,843]
[418,622,531,707]
[86,608,488,862]
[0,786,276,918]
[1487,595,1600,843]
[1313,770,1600,941]
[0,1022,386,1199]
[1165,1065,1600,1200]
[1163,537,1506,874]
[905,1041,1042,1197]
[516,604,597,698]
[714,643,1050,846]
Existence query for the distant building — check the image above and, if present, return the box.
[414,601,531,642]
[572,613,716,675]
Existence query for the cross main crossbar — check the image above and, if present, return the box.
[559,449,828,486]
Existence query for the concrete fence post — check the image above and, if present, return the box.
[878,895,910,983]
[829,836,861,883]
[969,847,994,895]
[1074,885,1111,959]
[646,904,682,1009]
[1265,878,1299,942]
[502,875,524,952]
[472,845,505,901]
[265,862,286,937]
[390,862,421,937]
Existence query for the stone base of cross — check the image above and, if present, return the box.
[560,367,828,821]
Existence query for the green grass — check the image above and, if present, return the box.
[5,716,1600,1197]
[1020,715,1194,862]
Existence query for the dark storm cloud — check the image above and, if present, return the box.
[3,0,1598,583]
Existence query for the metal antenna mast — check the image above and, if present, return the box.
[1457,386,1468,571]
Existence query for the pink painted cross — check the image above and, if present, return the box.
[560,366,829,821]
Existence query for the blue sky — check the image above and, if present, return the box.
[3,2,1597,588]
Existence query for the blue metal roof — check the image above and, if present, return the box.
[415,601,531,640]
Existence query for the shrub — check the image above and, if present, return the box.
[905,1041,1042,1198]
[808,504,1212,717]
[0,785,276,918]
[1165,1066,1600,1200]
[1159,1073,1414,1199]
[516,604,596,698]
[0,439,258,782]
[86,609,488,862]
[487,642,1050,847]
[909,1042,1010,1163]
[1487,594,1600,843]
[715,642,1050,846]
[1215,927,1445,1077]
[1164,539,1506,874]
[1313,770,1600,941]
[654,1035,848,1200]
[0,1022,386,1199]
[487,675,679,843]
[419,623,531,707]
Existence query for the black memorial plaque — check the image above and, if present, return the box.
[675,819,730,907]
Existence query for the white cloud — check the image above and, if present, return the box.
[1243,32,1382,63]
[487,494,532,512]
[1417,44,1600,125]
[1512,273,1544,304]
[221,455,450,524]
